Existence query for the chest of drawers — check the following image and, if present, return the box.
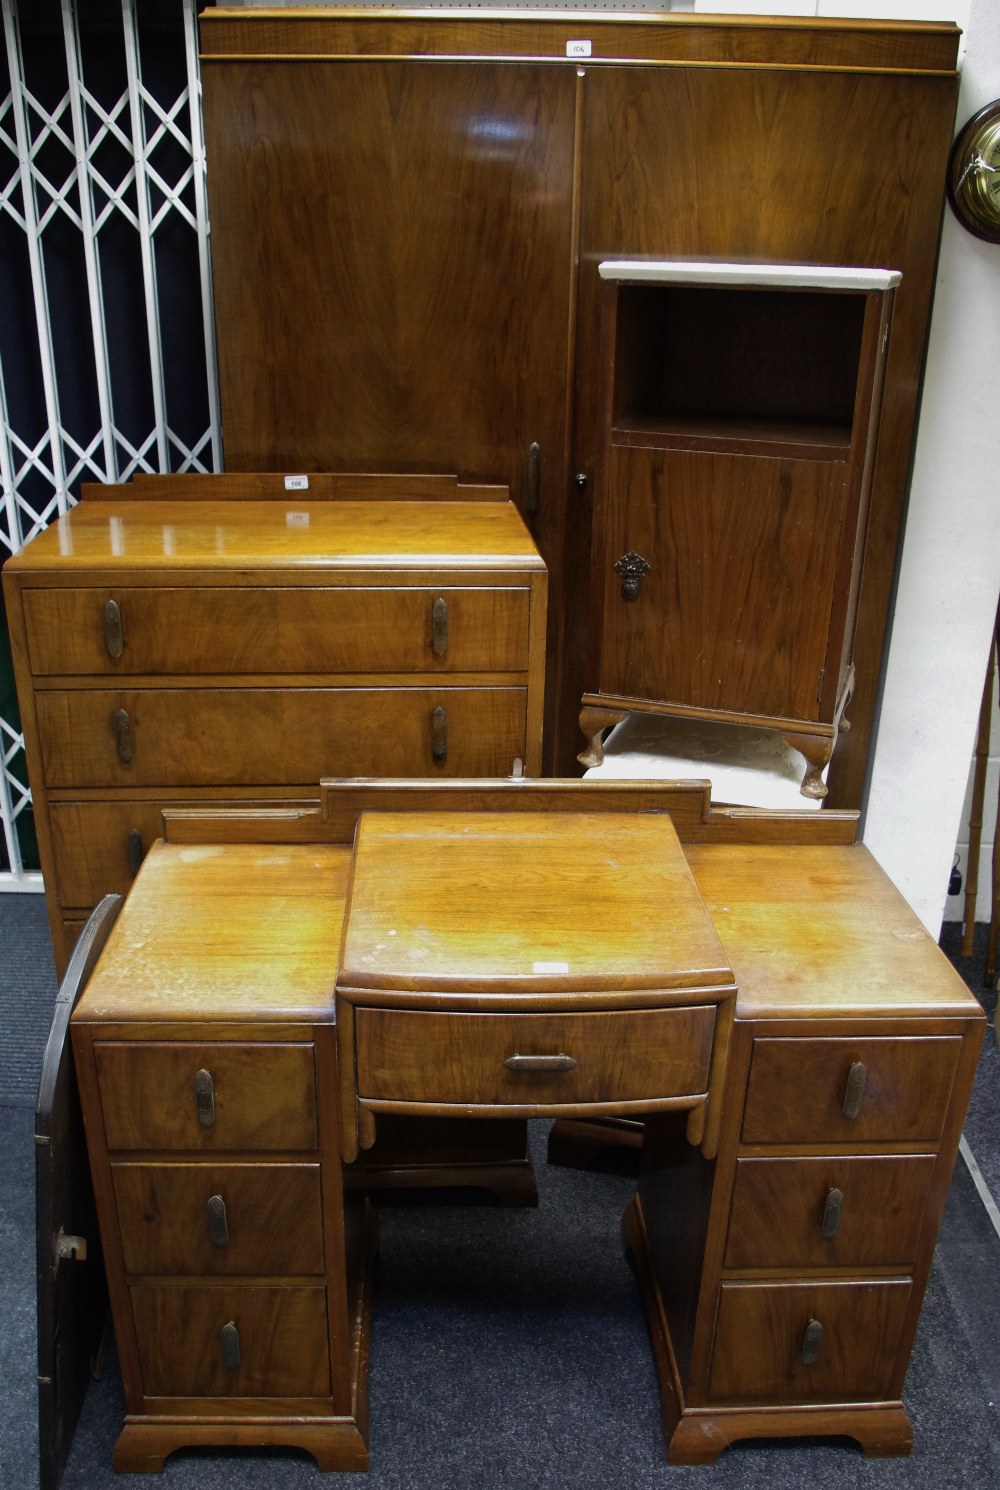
[3,483,547,976]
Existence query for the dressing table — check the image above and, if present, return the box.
[68,779,984,1472]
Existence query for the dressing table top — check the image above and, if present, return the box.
[337,809,734,1002]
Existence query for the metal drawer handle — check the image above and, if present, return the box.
[221,1320,240,1371]
[113,707,133,764]
[614,551,651,601]
[207,1194,229,1249]
[821,1186,844,1240]
[431,596,449,657]
[126,827,144,878]
[103,598,123,658]
[800,1318,823,1367]
[842,1061,867,1120]
[431,704,448,764]
[504,1053,577,1073]
[194,1068,216,1129]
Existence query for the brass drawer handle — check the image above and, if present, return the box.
[821,1186,844,1240]
[800,1318,823,1367]
[207,1194,229,1249]
[431,596,449,657]
[842,1060,867,1120]
[221,1320,240,1371]
[103,598,123,658]
[504,1053,577,1073]
[113,707,133,764]
[431,704,447,763]
[126,827,144,878]
[194,1068,216,1129]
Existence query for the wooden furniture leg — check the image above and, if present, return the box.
[577,703,628,769]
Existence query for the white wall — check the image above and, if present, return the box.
[863,0,1000,934]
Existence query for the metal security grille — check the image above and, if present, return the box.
[0,0,219,886]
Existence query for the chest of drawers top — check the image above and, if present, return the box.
[7,497,545,577]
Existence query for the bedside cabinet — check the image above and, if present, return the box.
[3,479,547,975]
[70,841,374,1472]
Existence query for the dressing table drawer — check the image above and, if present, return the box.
[130,1283,332,1401]
[724,1153,935,1270]
[707,1278,913,1404]
[112,1161,326,1276]
[95,1041,319,1152]
[354,1005,716,1109]
[741,1035,961,1145]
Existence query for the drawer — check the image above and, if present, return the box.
[741,1036,962,1145]
[94,1042,318,1152]
[724,1154,936,1270]
[22,585,531,676]
[112,1162,325,1276]
[36,686,527,787]
[354,1006,716,1108]
[48,797,316,908]
[49,800,167,905]
[130,1284,331,1400]
[707,1278,912,1404]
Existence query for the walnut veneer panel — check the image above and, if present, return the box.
[73,842,351,1024]
[95,1042,319,1152]
[23,586,531,676]
[686,844,979,1020]
[201,10,960,74]
[355,1005,715,1108]
[742,1035,961,1146]
[129,1284,332,1401]
[707,1279,913,1404]
[35,686,529,788]
[112,1162,325,1276]
[598,445,844,723]
[724,1155,936,1271]
[339,810,733,997]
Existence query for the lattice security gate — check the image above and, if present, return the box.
[0,0,219,887]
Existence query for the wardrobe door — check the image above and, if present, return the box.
[203,60,576,561]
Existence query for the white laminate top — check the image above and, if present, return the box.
[598,260,901,291]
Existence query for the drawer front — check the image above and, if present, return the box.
[112,1162,325,1276]
[355,1006,716,1108]
[50,800,167,906]
[724,1154,936,1270]
[48,797,316,908]
[130,1284,331,1400]
[22,585,531,676]
[94,1042,318,1152]
[741,1036,962,1145]
[36,686,527,786]
[707,1278,912,1404]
